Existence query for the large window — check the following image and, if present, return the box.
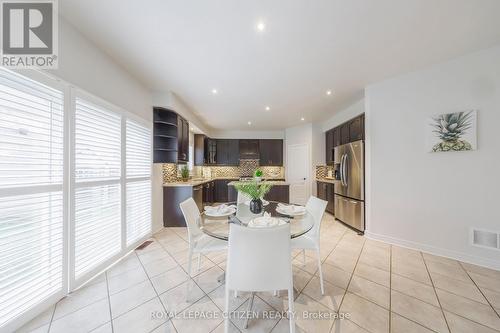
[0,70,152,331]
[0,69,65,328]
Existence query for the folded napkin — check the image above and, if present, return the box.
[204,204,236,215]
[249,213,284,228]
[277,203,306,214]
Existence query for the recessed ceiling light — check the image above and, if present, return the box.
[265,106,270,111]
[326,90,332,96]
[301,117,305,121]
[190,127,194,131]
[256,21,265,32]
[211,89,218,94]
[247,121,252,126]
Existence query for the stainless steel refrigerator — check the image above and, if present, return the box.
[334,140,365,232]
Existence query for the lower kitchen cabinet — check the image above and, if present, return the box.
[163,186,203,227]
[317,181,334,215]
[264,185,290,203]
[214,179,231,202]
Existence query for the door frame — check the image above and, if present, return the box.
[286,143,311,205]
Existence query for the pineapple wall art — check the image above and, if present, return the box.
[427,111,477,152]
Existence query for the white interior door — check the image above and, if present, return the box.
[287,143,310,205]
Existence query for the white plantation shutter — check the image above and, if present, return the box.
[0,69,64,328]
[126,119,151,246]
[73,96,122,281]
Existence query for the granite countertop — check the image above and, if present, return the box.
[227,180,289,186]
[316,178,339,184]
[163,177,239,187]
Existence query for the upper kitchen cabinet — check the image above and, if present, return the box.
[259,139,283,166]
[194,134,206,166]
[329,114,365,148]
[153,107,188,163]
[348,115,364,142]
[340,122,350,145]
[333,127,341,147]
[325,130,334,164]
[216,139,240,165]
[239,139,259,159]
[177,115,189,163]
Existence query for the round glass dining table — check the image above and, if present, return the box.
[198,201,314,240]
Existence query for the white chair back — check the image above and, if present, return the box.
[179,198,204,243]
[306,196,328,239]
[236,191,252,205]
[226,224,292,292]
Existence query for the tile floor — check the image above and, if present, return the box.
[17,214,500,333]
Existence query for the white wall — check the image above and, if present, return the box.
[322,99,365,132]
[365,45,500,269]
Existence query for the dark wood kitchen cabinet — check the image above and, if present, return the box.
[348,115,364,142]
[317,181,334,215]
[259,139,283,166]
[214,179,231,202]
[340,122,350,145]
[325,130,334,164]
[264,185,289,203]
[216,139,239,166]
[194,134,206,166]
[153,107,189,164]
[177,115,189,163]
[239,139,259,159]
[333,127,341,147]
[203,180,215,204]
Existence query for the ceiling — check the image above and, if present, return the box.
[60,0,500,131]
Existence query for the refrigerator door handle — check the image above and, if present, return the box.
[340,154,345,186]
[342,154,348,186]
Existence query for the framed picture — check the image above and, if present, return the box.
[427,110,477,152]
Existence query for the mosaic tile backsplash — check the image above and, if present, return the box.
[162,161,285,183]
[316,165,334,179]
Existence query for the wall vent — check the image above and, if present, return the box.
[472,229,500,250]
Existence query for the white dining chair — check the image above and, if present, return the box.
[179,198,227,277]
[225,223,295,333]
[290,196,328,295]
[236,191,252,205]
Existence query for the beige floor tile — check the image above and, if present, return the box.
[142,255,179,278]
[358,252,390,272]
[270,318,307,333]
[390,313,435,333]
[469,272,500,293]
[481,287,500,309]
[192,265,224,294]
[392,260,431,285]
[391,246,422,260]
[293,253,322,276]
[423,253,461,267]
[293,294,336,333]
[444,311,499,333]
[293,266,314,293]
[137,247,172,265]
[110,280,157,318]
[430,272,487,304]
[436,289,500,331]
[112,297,167,333]
[321,262,353,289]
[461,263,500,280]
[53,281,108,320]
[256,291,292,312]
[348,276,390,309]
[325,251,359,273]
[425,261,470,283]
[340,292,389,333]
[354,263,390,287]
[16,306,54,333]
[159,279,206,313]
[90,322,113,333]
[391,290,448,333]
[180,255,216,277]
[150,266,190,294]
[106,254,142,278]
[171,296,223,333]
[364,239,391,250]
[50,298,110,333]
[391,274,439,307]
[302,276,346,311]
[149,321,177,333]
[107,266,149,295]
[231,296,280,333]
[330,319,371,332]
[207,284,249,312]
[211,320,242,333]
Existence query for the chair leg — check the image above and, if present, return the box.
[288,287,295,333]
[197,253,201,272]
[244,293,255,329]
[317,249,324,295]
[187,248,193,277]
[224,285,230,333]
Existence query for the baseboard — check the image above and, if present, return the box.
[365,231,500,271]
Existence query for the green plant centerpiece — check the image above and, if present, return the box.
[233,181,273,214]
[180,165,189,182]
[254,168,263,182]
[431,111,473,152]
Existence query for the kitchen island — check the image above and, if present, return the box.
[227,180,290,203]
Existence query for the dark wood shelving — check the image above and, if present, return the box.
[154,120,178,127]
[154,134,177,139]
[153,107,189,163]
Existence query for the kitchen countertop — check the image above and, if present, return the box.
[227,180,290,186]
[163,177,286,187]
[316,178,339,184]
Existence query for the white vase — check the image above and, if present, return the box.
[254,176,262,182]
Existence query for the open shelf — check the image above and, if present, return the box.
[154,120,177,127]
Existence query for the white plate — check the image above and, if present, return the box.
[276,206,306,216]
[248,217,286,228]
[204,207,236,217]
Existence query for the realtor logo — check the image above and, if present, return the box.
[1,0,58,68]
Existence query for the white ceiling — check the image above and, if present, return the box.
[60,0,500,130]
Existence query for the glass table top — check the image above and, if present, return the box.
[198,201,314,241]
